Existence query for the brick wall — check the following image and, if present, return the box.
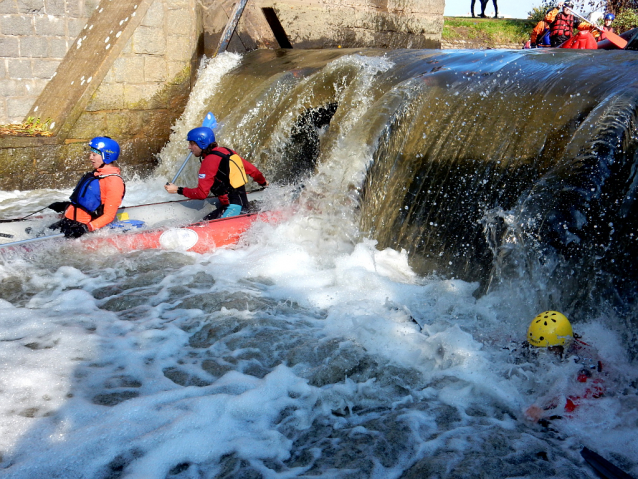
[0,0,98,124]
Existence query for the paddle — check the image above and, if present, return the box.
[570,10,628,49]
[170,112,217,184]
[0,205,52,223]
[581,447,635,479]
[0,233,65,249]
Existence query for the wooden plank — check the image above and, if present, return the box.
[216,0,249,55]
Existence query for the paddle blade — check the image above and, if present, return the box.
[202,112,217,130]
[604,30,628,49]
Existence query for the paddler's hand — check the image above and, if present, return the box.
[524,405,543,423]
[60,219,89,238]
[165,183,179,194]
[48,201,70,213]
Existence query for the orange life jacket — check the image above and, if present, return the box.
[551,13,575,38]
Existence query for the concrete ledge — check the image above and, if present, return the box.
[441,40,522,49]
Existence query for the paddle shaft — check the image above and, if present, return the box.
[170,152,193,184]
[169,112,217,185]
[0,233,65,249]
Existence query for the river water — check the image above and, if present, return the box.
[0,49,637,478]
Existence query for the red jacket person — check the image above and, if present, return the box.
[165,127,268,218]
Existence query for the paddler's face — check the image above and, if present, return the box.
[188,141,203,157]
[89,151,104,169]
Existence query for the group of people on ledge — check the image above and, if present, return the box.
[524,1,615,49]
[47,126,268,238]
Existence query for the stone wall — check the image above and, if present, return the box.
[0,0,97,124]
[0,0,200,190]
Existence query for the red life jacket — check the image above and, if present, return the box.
[551,13,575,38]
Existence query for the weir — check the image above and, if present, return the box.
[153,48,638,348]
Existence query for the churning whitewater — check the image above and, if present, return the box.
[0,50,637,478]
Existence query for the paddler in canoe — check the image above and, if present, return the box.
[164,127,268,219]
[48,137,125,238]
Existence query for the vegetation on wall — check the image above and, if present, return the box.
[0,117,53,137]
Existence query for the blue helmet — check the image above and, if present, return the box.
[187,127,215,149]
[604,13,615,21]
[89,137,120,164]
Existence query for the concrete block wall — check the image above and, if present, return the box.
[0,0,200,190]
[65,0,200,175]
[0,0,97,124]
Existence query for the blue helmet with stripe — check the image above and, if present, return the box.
[89,137,120,164]
[604,13,615,21]
[187,127,215,149]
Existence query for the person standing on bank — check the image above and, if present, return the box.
[164,127,268,218]
[48,137,125,238]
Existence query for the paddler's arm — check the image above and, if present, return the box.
[164,154,220,199]
[242,159,268,186]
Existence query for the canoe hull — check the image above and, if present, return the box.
[85,212,276,253]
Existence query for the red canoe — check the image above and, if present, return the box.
[84,211,280,253]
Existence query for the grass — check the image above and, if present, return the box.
[0,117,53,137]
[443,17,536,46]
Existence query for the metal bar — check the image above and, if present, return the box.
[216,0,249,55]
[0,233,65,249]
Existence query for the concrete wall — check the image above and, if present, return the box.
[0,0,98,124]
[203,0,444,54]
[63,0,200,159]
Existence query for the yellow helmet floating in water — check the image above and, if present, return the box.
[527,311,573,347]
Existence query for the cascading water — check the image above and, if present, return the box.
[0,49,637,478]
